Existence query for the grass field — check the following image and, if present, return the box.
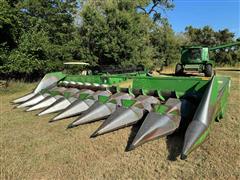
[1,70,239,179]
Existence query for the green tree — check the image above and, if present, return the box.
[150,19,181,67]
[74,0,176,69]
[18,0,77,44]
[136,0,174,22]
[0,0,77,79]
[76,0,156,68]
[0,0,22,49]
[2,28,69,78]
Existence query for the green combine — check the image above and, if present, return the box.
[175,42,240,77]
[12,48,235,159]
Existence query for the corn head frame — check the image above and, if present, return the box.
[12,70,231,159]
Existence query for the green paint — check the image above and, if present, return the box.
[131,76,209,98]
[46,71,66,79]
[157,91,165,101]
[18,69,232,158]
[98,95,110,103]
[63,92,72,98]
[78,93,91,100]
[180,42,240,65]
[154,104,168,115]
[192,128,210,151]
[121,99,136,108]
[154,104,179,116]
[48,91,62,96]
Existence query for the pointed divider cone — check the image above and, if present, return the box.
[12,92,36,104]
[65,88,80,94]
[67,101,114,128]
[67,92,134,129]
[180,121,207,160]
[50,99,95,122]
[13,73,65,104]
[38,96,76,116]
[26,95,62,112]
[91,106,143,137]
[91,95,160,137]
[132,95,160,112]
[128,112,180,151]
[128,98,195,151]
[128,98,186,150]
[92,90,112,101]
[50,90,111,122]
[17,86,66,108]
[61,88,81,98]
[17,94,48,108]
[74,89,94,99]
[18,86,68,109]
[180,76,215,159]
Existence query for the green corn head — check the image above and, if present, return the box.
[12,70,231,159]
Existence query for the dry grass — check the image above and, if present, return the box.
[0,71,239,179]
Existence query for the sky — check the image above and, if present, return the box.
[163,0,240,37]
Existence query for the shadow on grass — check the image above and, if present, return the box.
[125,116,145,151]
[125,113,191,161]
[125,121,185,161]
[166,131,185,161]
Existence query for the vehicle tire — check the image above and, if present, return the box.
[137,64,145,71]
[175,63,183,76]
[204,64,212,77]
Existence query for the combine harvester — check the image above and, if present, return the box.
[12,42,239,159]
[175,42,240,77]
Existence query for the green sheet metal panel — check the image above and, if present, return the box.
[131,76,210,97]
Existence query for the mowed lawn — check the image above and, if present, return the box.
[0,70,239,179]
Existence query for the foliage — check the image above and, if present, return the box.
[76,0,156,68]
[0,0,239,80]
[74,0,178,69]
[2,29,67,78]
[150,19,181,66]
[0,0,77,80]
[136,0,174,22]
[0,0,22,49]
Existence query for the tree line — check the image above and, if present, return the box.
[0,0,239,80]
